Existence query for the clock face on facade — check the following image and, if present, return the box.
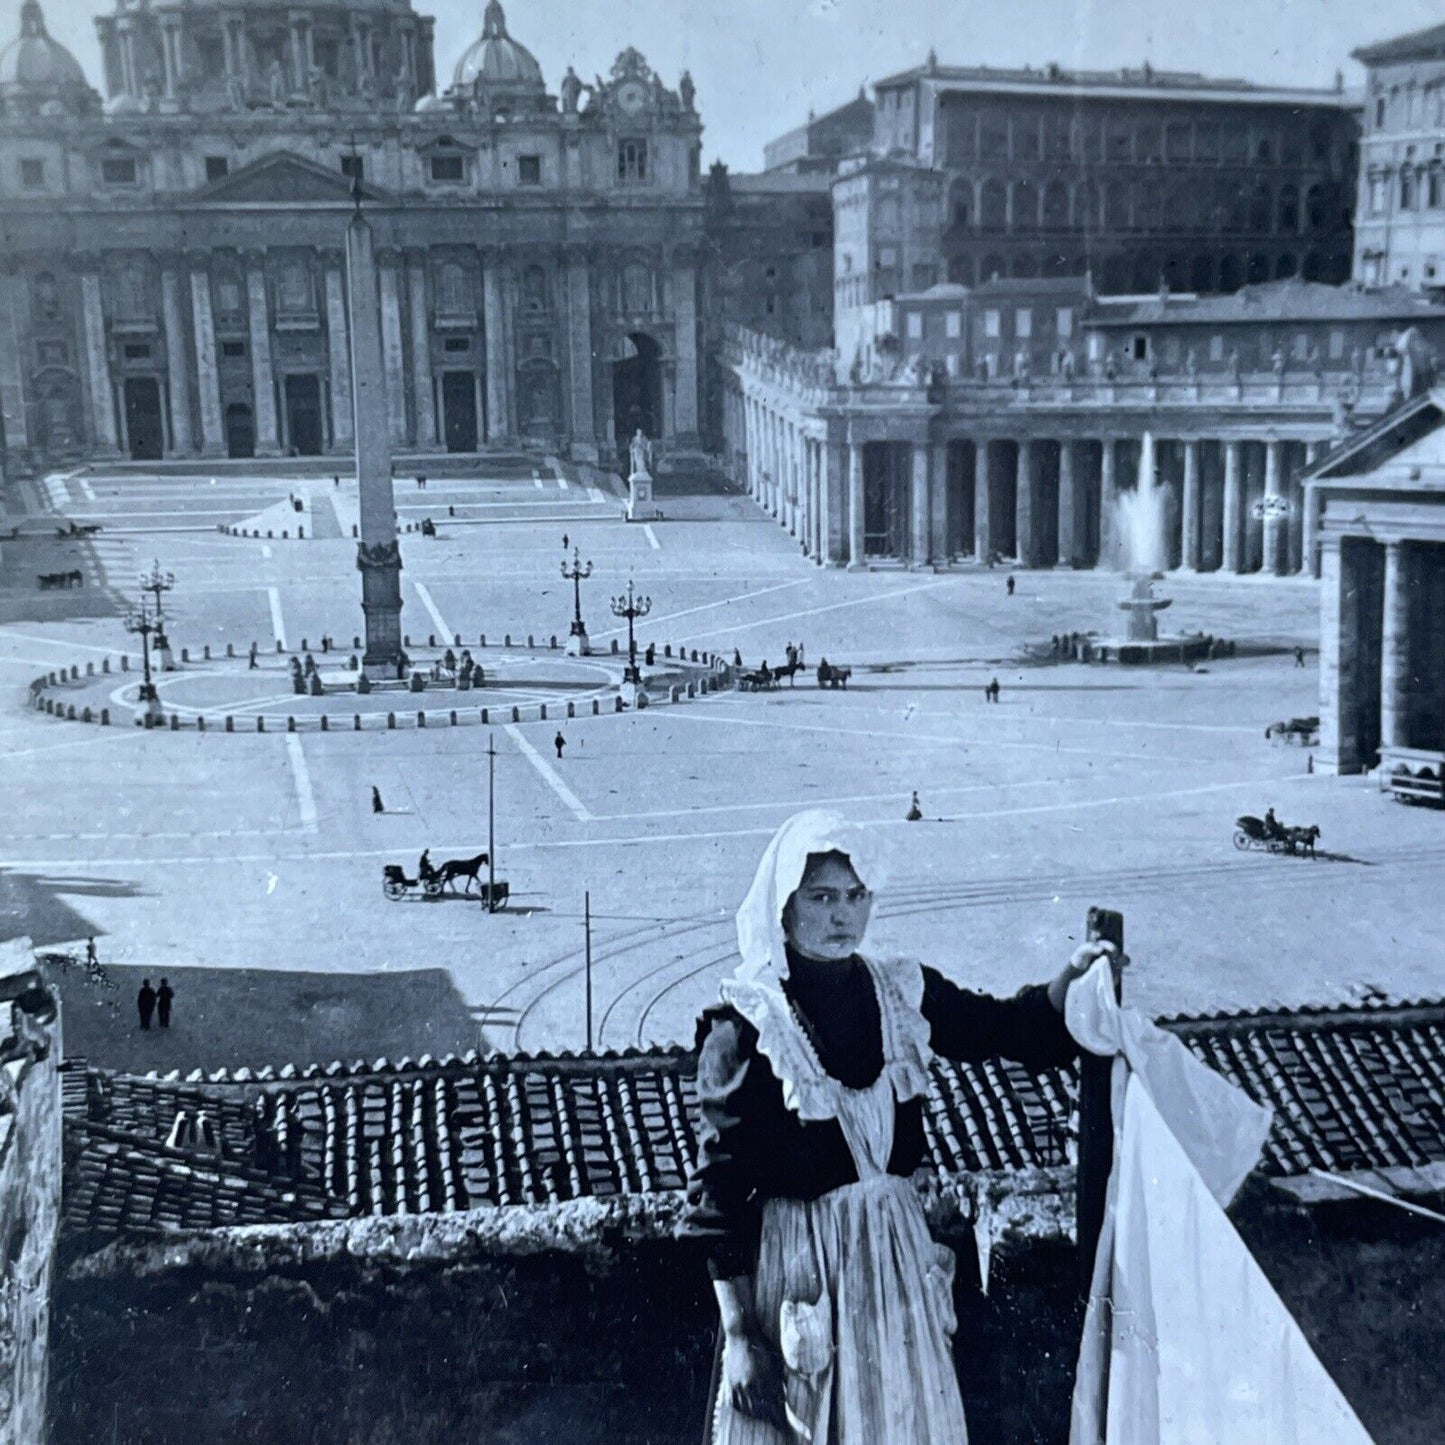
[617,80,647,115]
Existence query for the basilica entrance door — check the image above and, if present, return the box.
[124,377,164,461]
[283,375,324,456]
[226,404,255,459]
[441,372,478,452]
[612,332,661,453]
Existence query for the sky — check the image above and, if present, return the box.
[26,0,1445,169]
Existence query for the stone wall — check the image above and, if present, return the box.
[49,1176,1445,1445]
[0,942,62,1445]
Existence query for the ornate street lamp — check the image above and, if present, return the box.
[123,595,165,724]
[138,560,176,670]
[609,578,652,686]
[561,544,594,655]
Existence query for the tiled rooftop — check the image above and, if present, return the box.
[1088,279,1445,327]
[61,998,1445,1250]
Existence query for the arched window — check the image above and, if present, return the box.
[1011,253,1038,279]
[949,179,972,230]
[278,261,311,313]
[1400,167,1416,210]
[1219,254,1243,292]
[1246,253,1270,285]
[1042,179,1070,229]
[438,262,469,315]
[979,179,1007,231]
[1277,184,1299,232]
[1011,180,1039,230]
[1104,182,1129,230]
[1080,183,1104,230]
[1189,255,1214,293]
[1134,180,1161,232]
[32,271,60,322]
[1249,183,1272,233]
[115,265,150,321]
[1130,253,1156,292]
[621,262,652,314]
[522,264,547,311]
[1275,254,1297,279]
[981,253,1006,283]
[1305,184,1327,232]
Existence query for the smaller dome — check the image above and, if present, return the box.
[0,1,91,98]
[452,1,544,92]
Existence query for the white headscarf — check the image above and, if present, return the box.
[731,809,888,985]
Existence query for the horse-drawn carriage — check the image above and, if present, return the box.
[1233,815,1321,857]
[1265,716,1320,746]
[816,661,851,688]
[737,668,780,693]
[382,850,495,901]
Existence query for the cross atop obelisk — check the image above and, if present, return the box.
[347,181,404,677]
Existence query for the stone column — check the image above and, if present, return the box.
[483,257,511,444]
[1099,436,1118,569]
[1303,440,1324,579]
[1222,439,1243,574]
[825,441,846,563]
[0,272,31,460]
[1016,438,1036,566]
[347,210,403,674]
[1056,439,1078,567]
[244,257,280,456]
[159,265,194,455]
[323,258,354,450]
[847,441,865,567]
[910,442,931,565]
[1243,443,1265,573]
[79,269,119,453]
[405,254,436,449]
[929,441,948,562]
[182,263,223,456]
[376,254,408,447]
[1263,439,1286,576]
[1316,540,1360,773]
[1181,438,1202,570]
[973,440,991,561]
[566,251,597,460]
[672,257,699,443]
[1380,541,1411,751]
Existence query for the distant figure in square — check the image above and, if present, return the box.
[371,786,385,814]
[986,677,1001,704]
[417,474,427,490]
[85,937,98,970]
[906,791,923,822]
[333,474,340,488]
[157,978,174,1029]
[137,979,156,1031]
[248,642,259,670]
[1006,575,1016,596]
[734,648,743,668]
[1294,646,1306,668]
[555,731,566,759]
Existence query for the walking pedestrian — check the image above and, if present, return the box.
[371,786,385,814]
[906,790,923,822]
[555,731,566,760]
[333,474,340,488]
[733,648,743,668]
[248,642,258,671]
[1294,646,1306,668]
[1006,575,1016,597]
[137,979,156,1031]
[85,937,98,970]
[156,978,174,1029]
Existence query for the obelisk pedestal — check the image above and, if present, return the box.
[347,205,404,678]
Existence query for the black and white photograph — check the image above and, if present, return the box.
[1,0,1443,1439]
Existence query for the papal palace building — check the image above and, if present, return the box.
[0,0,708,470]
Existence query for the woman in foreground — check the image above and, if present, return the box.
[681,810,1113,1444]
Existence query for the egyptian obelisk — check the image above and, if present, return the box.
[347,188,404,676]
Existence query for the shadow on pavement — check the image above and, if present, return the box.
[0,869,147,949]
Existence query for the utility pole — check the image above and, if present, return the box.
[487,734,497,911]
[584,890,593,1052]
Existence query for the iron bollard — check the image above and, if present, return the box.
[449,710,458,726]
[665,644,672,657]
[101,708,110,726]
[567,701,575,718]
[82,706,92,723]
[404,634,411,647]
[319,715,328,731]
[481,708,489,724]
[225,716,234,732]
[428,634,436,647]
[454,634,462,647]
[504,634,511,646]
[197,715,205,732]
[387,712,396,729]
[353,636,361,651]
[511,706,520,723]
[102,658,110,673]
[203,645,211,660]
[257,716,265,731]
[354,714,362,730]
[301,638,308,652]
[287,716,296,732]
[540,703,547,720]
[86,661,94,676]
[181,648,189,663]
[122,657,129,671]
[527,635,534,648]
[479,634,486,647]
[227,643,234,658]
[276,641,283,653]
[611,639,619,653]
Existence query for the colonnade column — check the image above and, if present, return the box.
[672,257,699,443]
[929,442,948,562]
[1263,439,1286,575]
[1303,440,1324,579]
[565,251,596,459]
[188,259,224,455]
[405,254,436,449]
[159,264,194,455]
[1016,439,1036,566]
[847,442,865,568]
[826,441,846,563]
[1056,440,1077,567]
[1380,542,1411,752]
[1099,437,1117,569]
[244,256,280,456]
[973,441,991,562]
[816,441,830,561]
[910,443,930,565]
[0,272,31,458]
[483,257,511,444]
[323,258,354,450]
[1222,440,1243,574]
[1316,540,1354,773]
[377,253,408,448]
[79,269,119,453]
[770,413,782,517]
[1181,438,1201,570]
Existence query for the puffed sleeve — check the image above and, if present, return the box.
[679,1008,763,1279]
[921,966,1078,1072]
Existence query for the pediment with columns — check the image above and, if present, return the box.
[188,151,392,206]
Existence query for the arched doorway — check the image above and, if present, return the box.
[441,371,479,452]
[612,332,662,451]
[226,403,255,459]
[124,377,163,460]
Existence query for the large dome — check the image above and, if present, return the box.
[0,0,91,99]
[452,1,543,91]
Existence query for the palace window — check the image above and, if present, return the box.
[123,343,151,361]
[621,262,652,314]
[221,340,246,359]
[1209,334,1224,362]
[205,156,229,182]
[443,337,470,353]
[517,154,541,185]
[980,115,1008,159]
[522,264,547,311]
[1138,124,1163,163]
[437,262,470,314]
[1195,124,1219,161]
[277,262,312,314]
[1278,184,1299,231]
[1368,174,1387,214]
[100,157,137,186]
[945,311,962,339]
[341,154,364,181]
[430,155,465,184]
[906,312,923,339]
[617,139,648,183]
[19,158,44,188]
[1165,122,1191,162]
[1429,169,1443,209]
[910,264,936,289]
[1375,96,1386,128]
[1015,308,1032,339]
[1057,307,1073,339]
[1400,167,1416,210]
[984,309,1000,338]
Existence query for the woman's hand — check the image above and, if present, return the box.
[722,1327,791,1433]
[1047,939,1124,1013]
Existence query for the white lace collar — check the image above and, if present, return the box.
[720,954,933,1122]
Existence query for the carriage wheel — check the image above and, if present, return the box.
[423,877,444,898]
[1232,829,1252,851]
[383,878,406,901]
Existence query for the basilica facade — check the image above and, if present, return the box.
[0,0,705,471]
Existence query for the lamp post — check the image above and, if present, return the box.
[561,544,593,655]
[609,578,651,687]
[138,560,176,670]
[124,596,165,724]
